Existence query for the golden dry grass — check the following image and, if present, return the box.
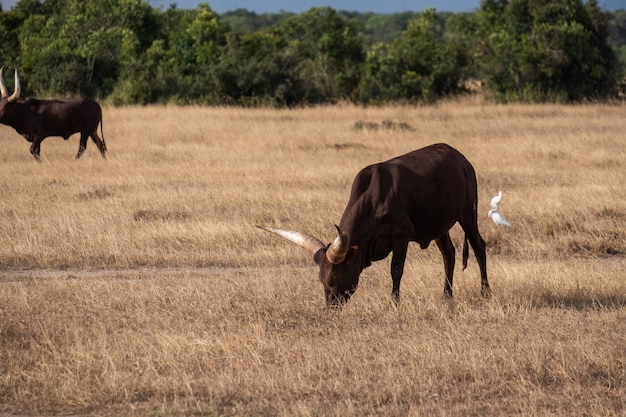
[0,99,625,416]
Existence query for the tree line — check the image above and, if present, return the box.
[0,0,624,106]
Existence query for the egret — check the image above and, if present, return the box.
[489,191,503,209]
[488,208,511,228]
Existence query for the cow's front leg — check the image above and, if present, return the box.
[390,241,409,304]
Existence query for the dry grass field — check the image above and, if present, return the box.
[0,99,624,416]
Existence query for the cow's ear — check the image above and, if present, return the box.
[345,246,359,263]
[313,248,326,266]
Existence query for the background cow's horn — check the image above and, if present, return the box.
[257,226,325,259]
[0,67,8,99]
[326,225,349,264]
[8,69,20,103]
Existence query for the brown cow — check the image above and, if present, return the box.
[259,143,489,306]
[0,68,106,160]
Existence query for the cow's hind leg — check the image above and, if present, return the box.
[76,132,89,159]
[459,218,490,296]
[90,128,106,158]
[435,232,456,298]
[390,240,409,304]
[30,137,43,161]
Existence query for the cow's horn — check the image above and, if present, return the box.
[326,225,349,264]
[0,67,8,99]
[8,69,20,103]
[257,226,325,259]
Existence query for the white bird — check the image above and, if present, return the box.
[488,208,511,228]
[489,191,503,210]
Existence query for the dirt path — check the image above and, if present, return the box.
[1,257,623,285]
[0,265,315,284]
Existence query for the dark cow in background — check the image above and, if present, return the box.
[259,143,489,307]
[0,68,106,160]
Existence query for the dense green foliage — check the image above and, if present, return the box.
[476,0,621,101]
[0,0,624,105]
[608,9,626,68]
[359,10,474,103]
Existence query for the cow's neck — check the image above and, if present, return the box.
[339,199,380,271]
[8,103,35,135]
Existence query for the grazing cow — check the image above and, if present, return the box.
[0,68,106,160]
[259,143,489,306]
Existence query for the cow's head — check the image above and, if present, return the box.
[0,67,21,120]
[258,225,360,306]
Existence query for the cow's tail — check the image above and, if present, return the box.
[462,234,469,270]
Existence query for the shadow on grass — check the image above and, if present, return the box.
[538,291,626,311]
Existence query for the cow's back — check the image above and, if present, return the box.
[390,143,477,200]
[342,143,478,246]
[24,97,101,137]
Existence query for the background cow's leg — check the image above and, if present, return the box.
[29,137,43,161]
[459,218,490,296]
[76,132,89,159]
[390,240,409,304]
[435,232,456,298]
[90,129,106,158]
